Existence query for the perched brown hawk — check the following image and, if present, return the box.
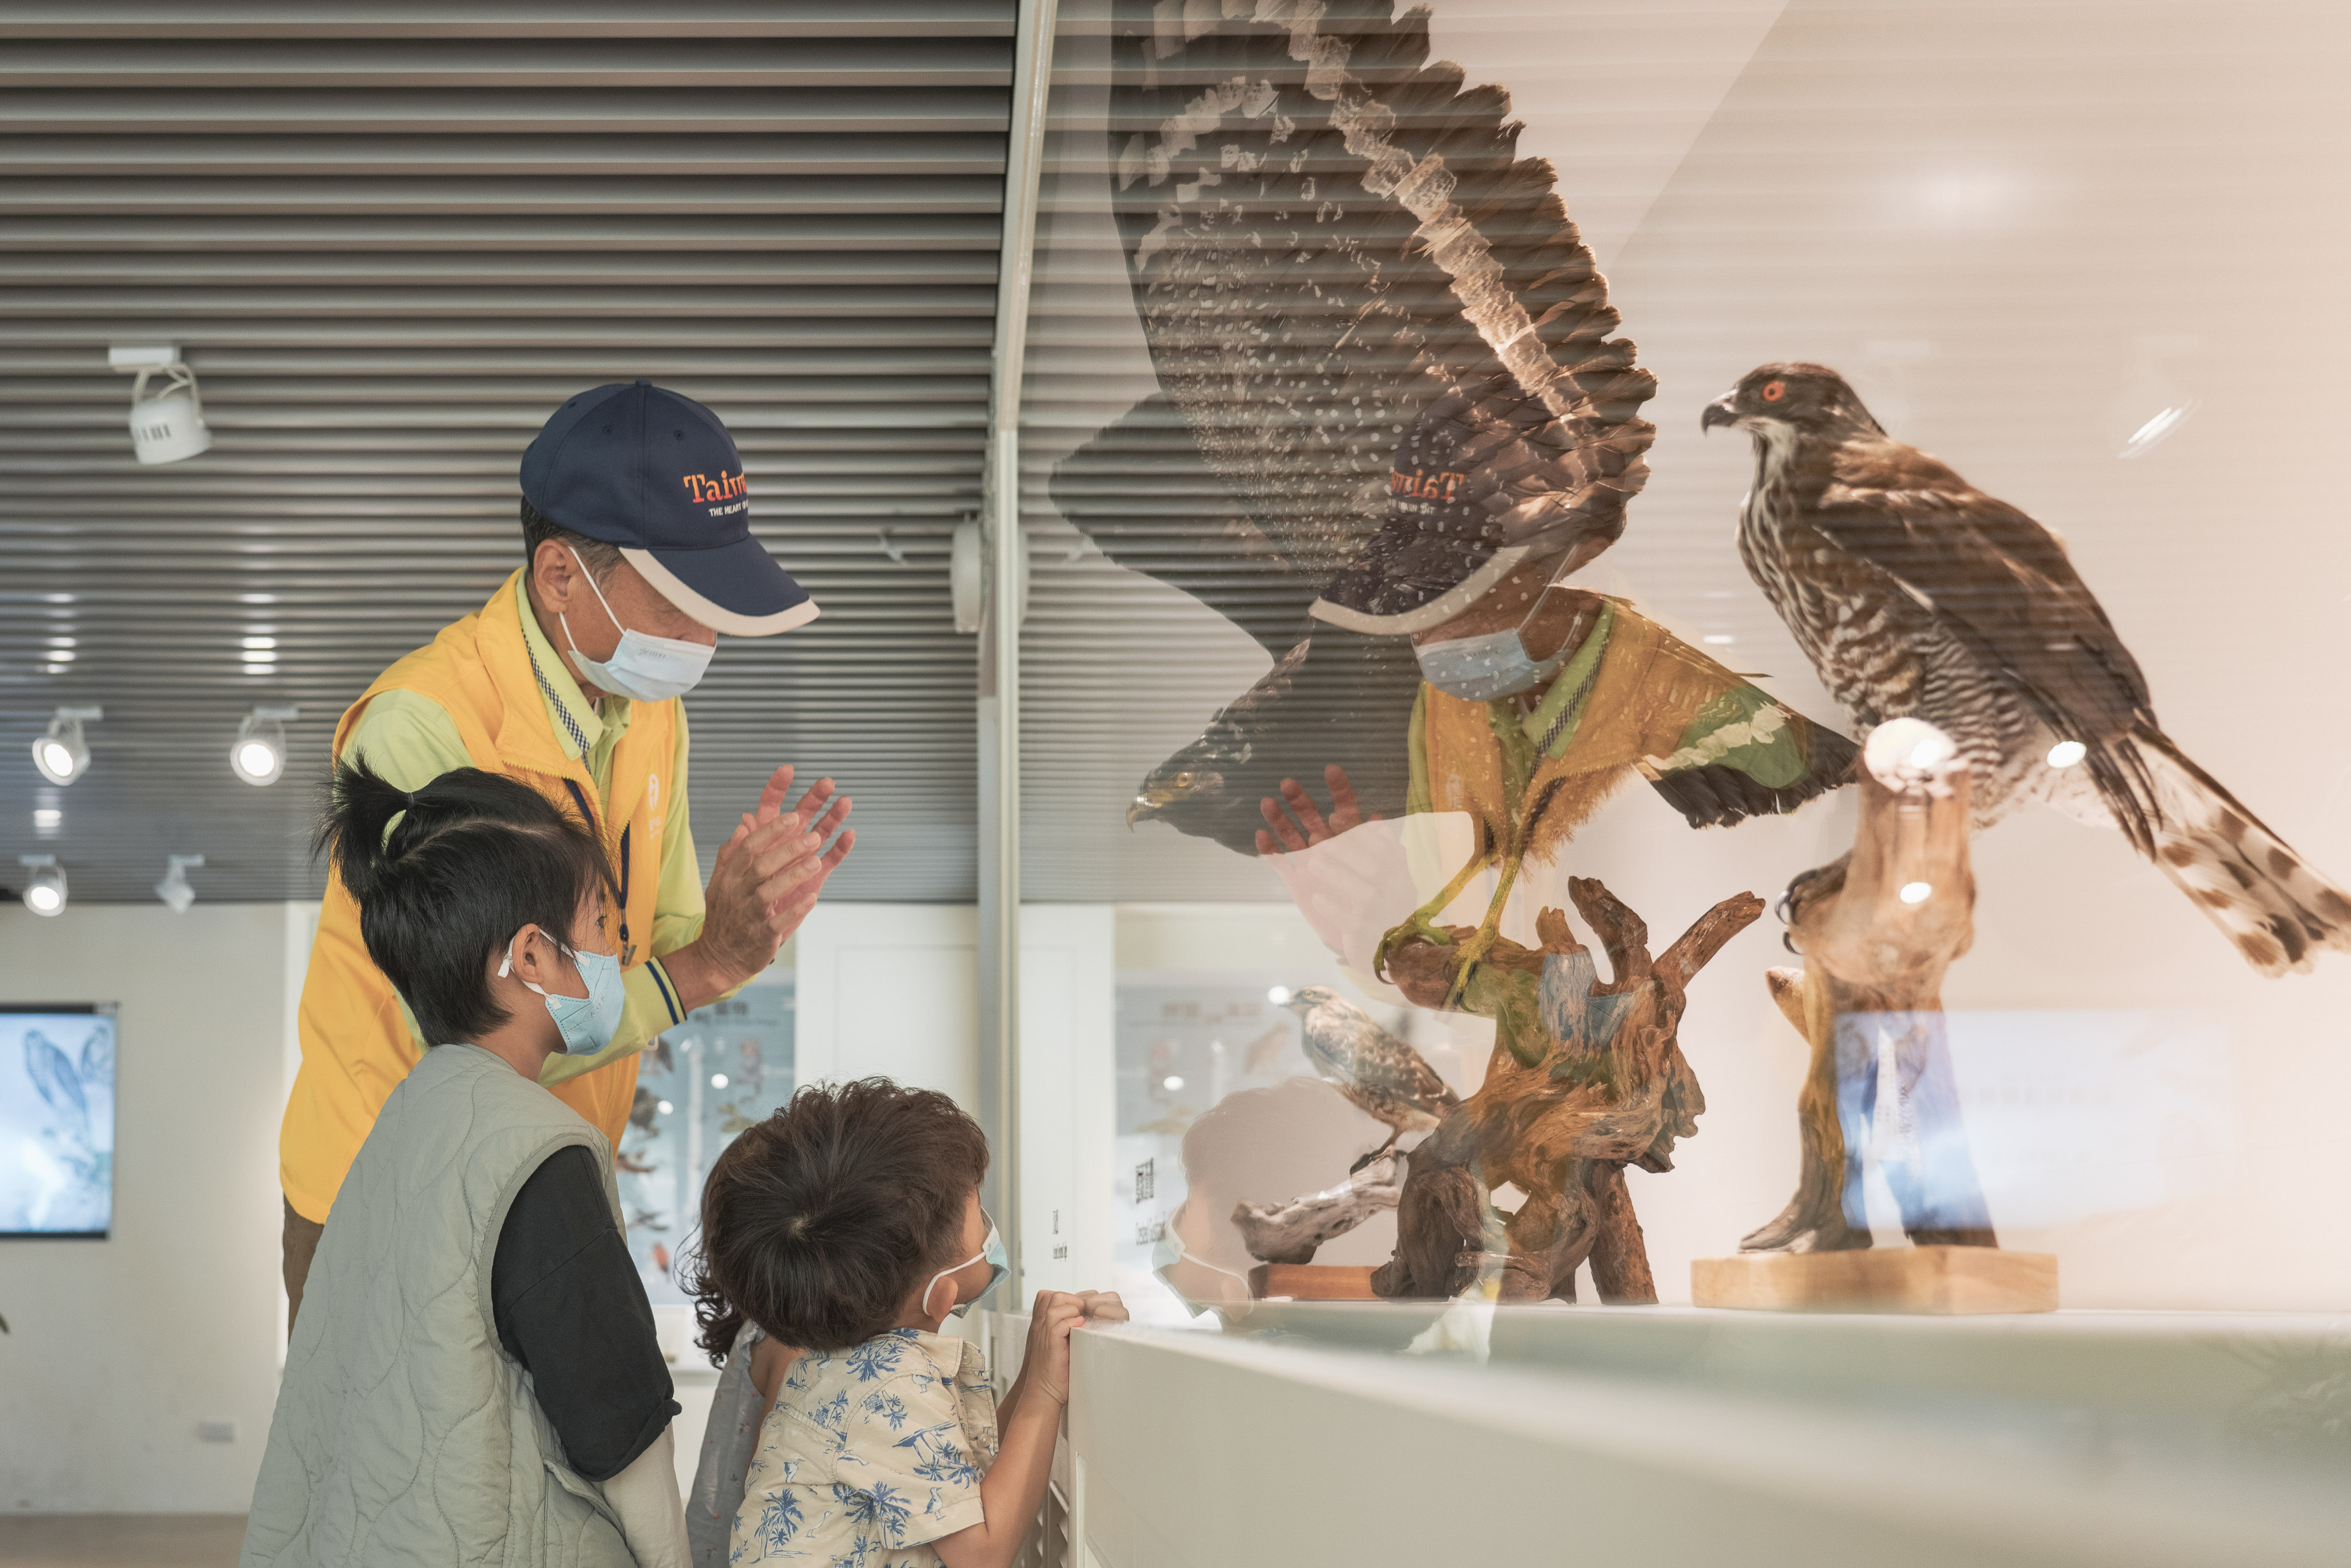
[1705,361,2351,976]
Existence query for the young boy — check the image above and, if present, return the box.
[688,1080,1123,1568]
[242,762,689,1568]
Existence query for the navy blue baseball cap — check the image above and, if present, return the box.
[521,381,817,636]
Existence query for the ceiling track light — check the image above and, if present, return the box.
[32,705,101,787]
[110,343,212,465]
[18,854,67,917]
[232,704,300,786]
[155,853,205,914]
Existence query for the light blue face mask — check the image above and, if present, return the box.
[922,1210,1011,1321]
[501,933,627,1056]
[560,546,715,704]
[1414,623,1573,702]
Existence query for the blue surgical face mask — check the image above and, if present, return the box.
[922,1210,1010,1321]
[1414,624,1573,702]
[501,933,626,1056]
[560,547,715,704]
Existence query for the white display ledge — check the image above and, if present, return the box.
[1063,1305,2350,1568]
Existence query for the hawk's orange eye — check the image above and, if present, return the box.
[1760,380,1786,402]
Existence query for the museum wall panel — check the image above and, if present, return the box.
[0,902,289,1512]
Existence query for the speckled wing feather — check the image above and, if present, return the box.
[1355,1033,1462,1123]
[1806,434,2160,843]
[1058,0,1657,635]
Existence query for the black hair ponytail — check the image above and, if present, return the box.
[316,759,618,1047]
[317,763,417,909]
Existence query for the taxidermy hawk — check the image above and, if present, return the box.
[1282,984,1460,1169]
[1061,0,1667,851]
[1705,362,2351,976]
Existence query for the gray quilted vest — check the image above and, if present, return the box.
[242,1043,637,1568]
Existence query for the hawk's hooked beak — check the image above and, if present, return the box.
[1126,795,1155,830]
[1700,394,1740,434]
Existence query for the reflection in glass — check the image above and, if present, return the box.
[622,983,794,1305]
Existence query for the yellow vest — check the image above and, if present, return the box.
[280,570,673,1222]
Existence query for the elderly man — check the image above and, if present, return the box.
[280,381,852,1323]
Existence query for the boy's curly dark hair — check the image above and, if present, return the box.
[684,1078,990,1358]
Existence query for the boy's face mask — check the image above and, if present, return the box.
[921,1210,1010,1321]
[499,930,626,1056]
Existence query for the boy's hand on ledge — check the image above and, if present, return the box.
[1018,1290,1088,1405]
[1075,1290,1128,1325]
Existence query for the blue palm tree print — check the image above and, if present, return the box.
[895,1426,980,1488]
[755,1492,805,1551]
[845,1337,904,1383]
[828,1483,914,1547]
[860,1391,911,1431]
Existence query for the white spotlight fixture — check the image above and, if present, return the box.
[2046,740,2088,769]
[111,344,213,465]
[1266,985,1293,1006]
[18,855,67,917]
[32,706,100,787]
[155,853,204,914]
[231,704,300,786]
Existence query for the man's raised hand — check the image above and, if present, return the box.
[690,765,855,996]
[1254,763,1377,857]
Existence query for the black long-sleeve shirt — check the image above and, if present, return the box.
[490,1143,679,1481]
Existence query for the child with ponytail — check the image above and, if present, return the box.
[241,760,688,1568]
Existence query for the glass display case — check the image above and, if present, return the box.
[1010,0,2351,1329]
[624,976,794,1306]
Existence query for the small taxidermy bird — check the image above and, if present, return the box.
[1282,985,1460,1169]
[1705,362,2351,976]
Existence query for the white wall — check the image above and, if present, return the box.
[1017,906,1116,1301]
[0,902,290,1513]
[793,903,980,1112]
[792,902,1118,1301]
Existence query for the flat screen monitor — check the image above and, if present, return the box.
[0,1004,115,1238]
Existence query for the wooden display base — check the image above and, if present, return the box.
[1692,1247,2058,1315]
[1248,1263,1382,1301]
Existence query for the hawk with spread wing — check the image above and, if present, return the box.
[1705,361,2351,975]
[1064,0,1692,849]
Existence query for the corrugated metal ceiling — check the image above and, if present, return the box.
[0,2,1011,905]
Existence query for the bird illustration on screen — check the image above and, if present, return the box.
[22,1027,100,1180]
[1704,362,2351,975]
[1281,986,1461,1170]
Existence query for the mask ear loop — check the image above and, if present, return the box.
[558,545,629,664]
[497,927,572,998]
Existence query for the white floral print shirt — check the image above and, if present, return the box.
[731,1327,999,1568]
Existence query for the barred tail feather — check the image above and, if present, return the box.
[2129,725,2351,977]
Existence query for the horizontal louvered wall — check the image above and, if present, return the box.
[0,3,1011,905]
